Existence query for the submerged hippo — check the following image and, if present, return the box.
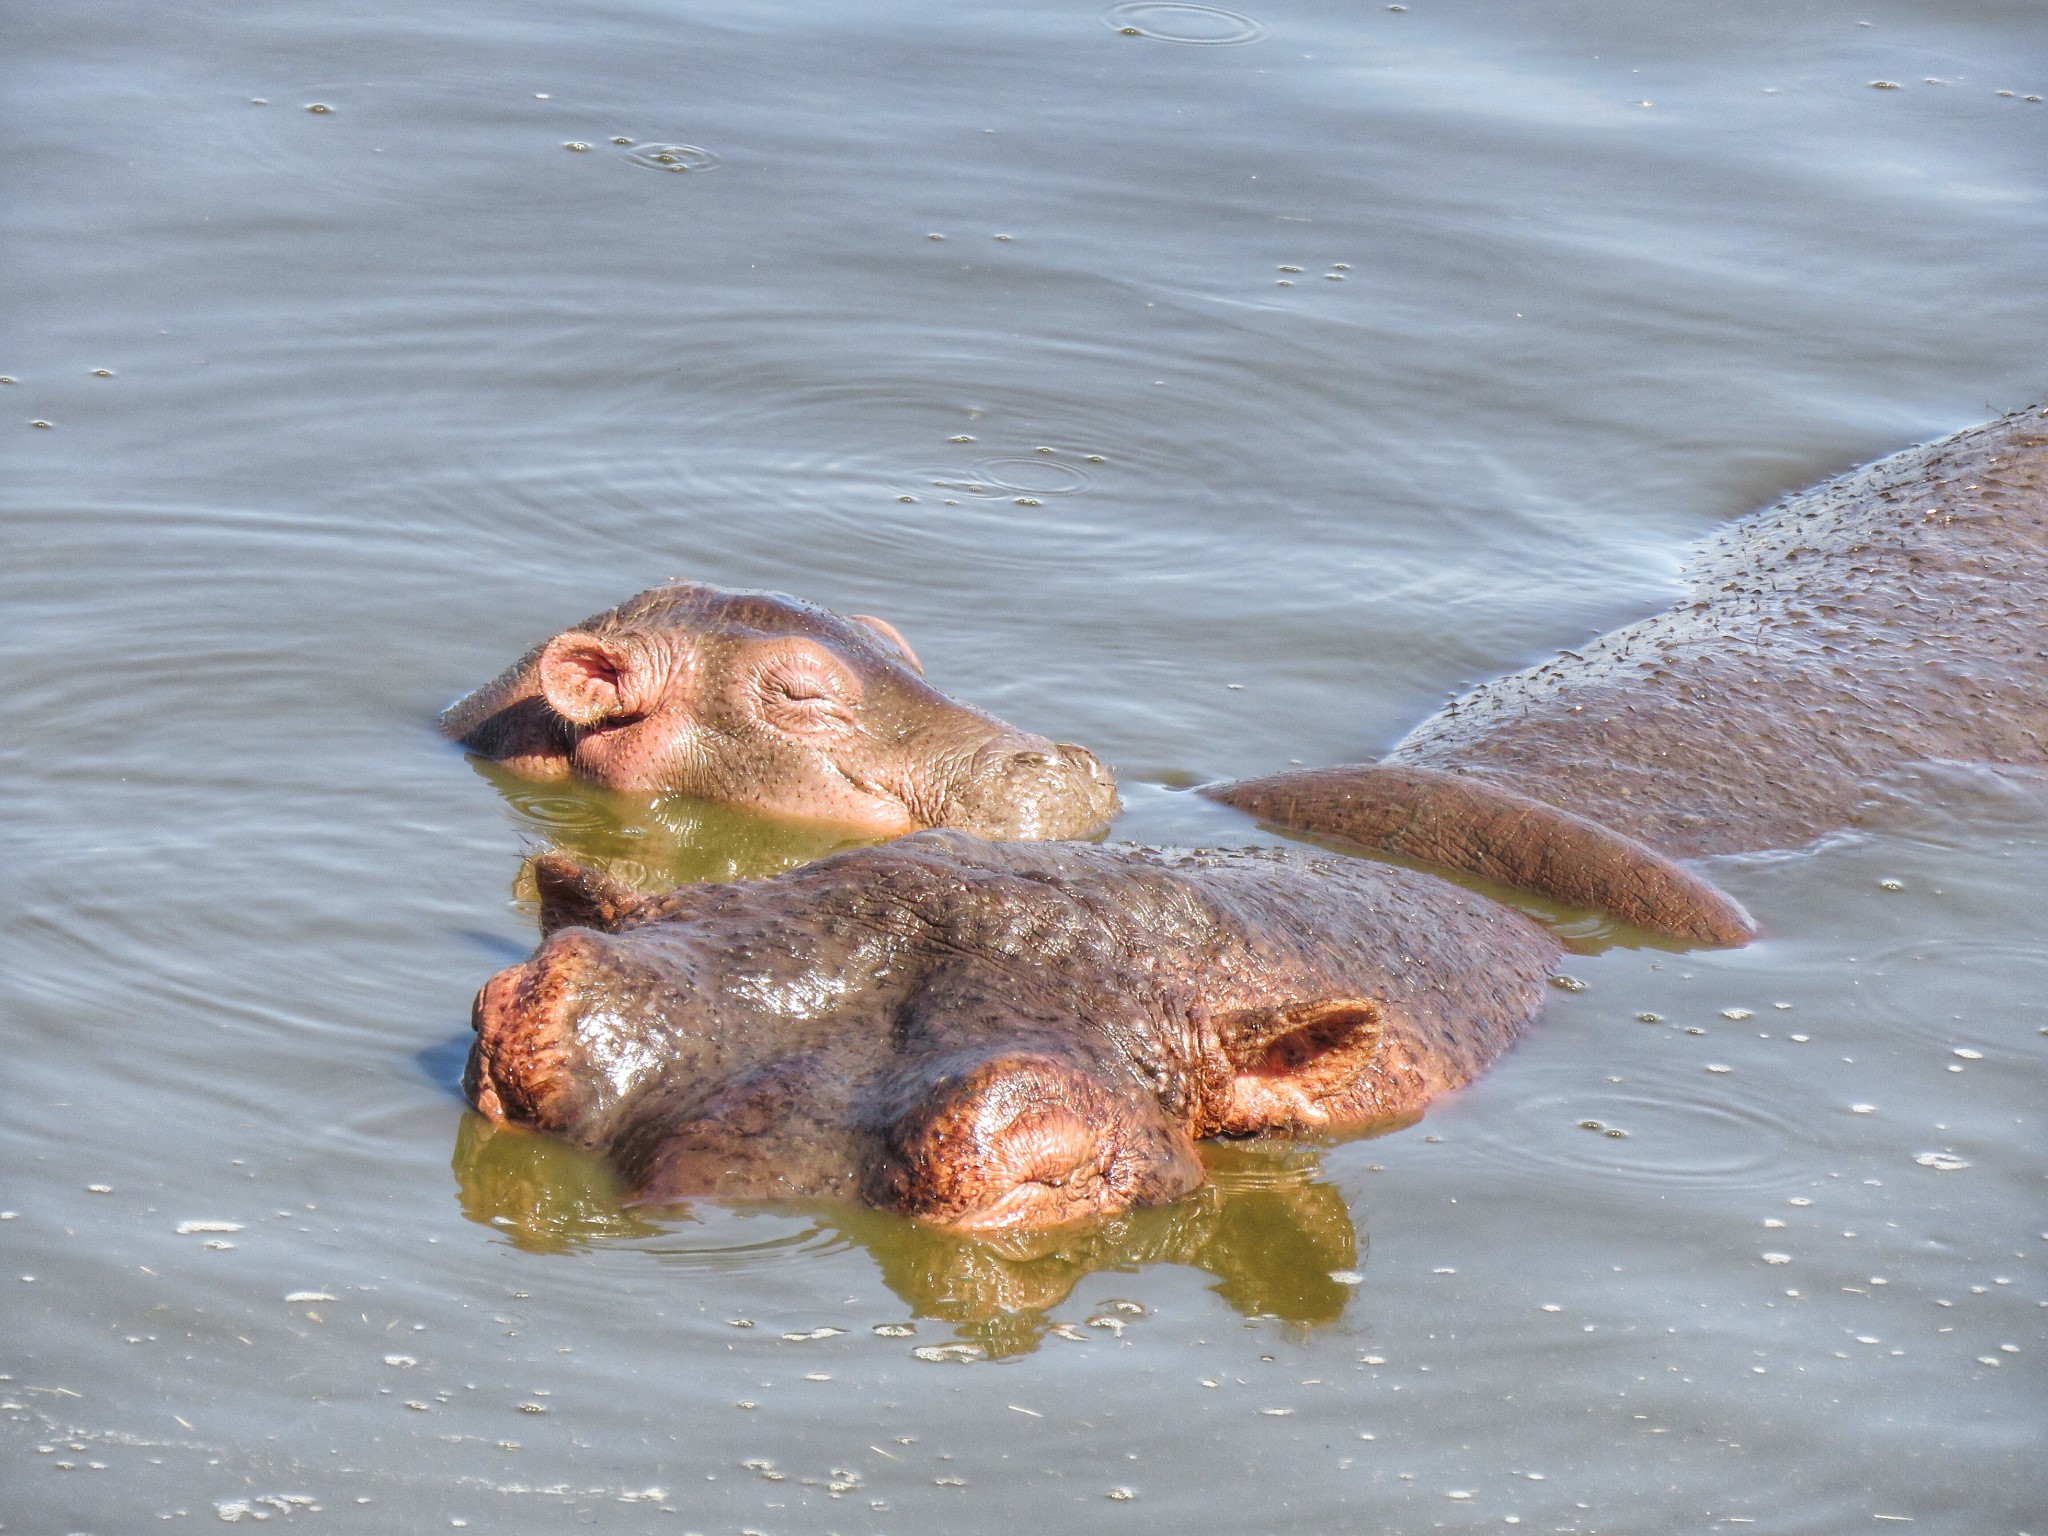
[443,583,1118,838]
[466,835,1557,1230]
[1205,404,2048,940]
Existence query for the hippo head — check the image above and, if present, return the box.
[441,582,1118,839]
[461,841,1449,1231]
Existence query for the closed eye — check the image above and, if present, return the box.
[756,651,860,731]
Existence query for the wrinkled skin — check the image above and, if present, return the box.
[1206,405,2048,940]
[466,833,1557,1230]
[443,582,1118,839]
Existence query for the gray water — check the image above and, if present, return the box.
[4,0,2045,1530]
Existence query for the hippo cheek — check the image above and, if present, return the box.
[866,1053,1203,1231]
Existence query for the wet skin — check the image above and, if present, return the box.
[465,834,1556,1230]
[443,581,1118,839]
[1204,405,2048,940]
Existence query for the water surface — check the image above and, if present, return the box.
[4,0,2045,1530]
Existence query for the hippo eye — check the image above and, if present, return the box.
[756,648,860,732]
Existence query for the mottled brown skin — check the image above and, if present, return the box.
[1207,405,2048,937]
[467,834,1558,1229]
[443,582,1118,839]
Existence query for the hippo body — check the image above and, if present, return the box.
[1209,405,2048,931]
[467,834,1558,1229]
[444,582,1117,839]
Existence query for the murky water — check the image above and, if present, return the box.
[5,0,2045,1530]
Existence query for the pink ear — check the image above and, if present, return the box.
[1212,999,1384,1135]
[537,633,640,726]
[849,614,923,675]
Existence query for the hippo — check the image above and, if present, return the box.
[457,406,2047,1230]
[1204,404,2048,940]
[465,835,1559,1230]
[442,582,1118,839]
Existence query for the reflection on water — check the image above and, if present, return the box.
[452,1114,663,1247]
[468,755,875,891]
[453,1117,1365,1354]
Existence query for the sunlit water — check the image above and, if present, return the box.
[4,0,2044,1530]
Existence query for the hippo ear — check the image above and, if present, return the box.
[529,852,643,936]
[849,614,924,675]
[1214,998,1384,1135]
[537,632,651,726]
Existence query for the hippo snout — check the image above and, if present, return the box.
[464,932,624,1140]
[944,738,1120,840]
[865,1051,1202,1230]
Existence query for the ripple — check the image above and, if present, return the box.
[1833,938,2048,1050]
[494,787,613,835]
[1105,3,1268,45]
[927,455,1093,499]
[622,142,719,173]
[631,1205,851,1270]
[1461,1083,1805,1193]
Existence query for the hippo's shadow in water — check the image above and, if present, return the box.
[451,1115,1372,1355]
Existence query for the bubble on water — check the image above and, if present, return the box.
[1107,1486,1137,1500]
[872,1322,916,1336]
[1914,1152,1969,1171]
[1721,1008,1753,1020]
[1636,1012,1664,1023]
[1762,1252,1792,1264]
[781,1326,846,1341]
[1706,1064,1732,1074]
[625,143,719,173]
[1328,1269,1364,1285]
[285,1291,335,1303]
[563,141,591,151]
[1259,1407,1295,1416]
[1952,1048,1983,1059]
[383,1354,417,1367]
[1879,878,1904,890]
[1850,1104,1875,1114]
[304,103,333,113]
[1549,974,1586,992]
[177,1220,243,1234]
[912,1343,984,1363]
[1104,3,1269,45]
